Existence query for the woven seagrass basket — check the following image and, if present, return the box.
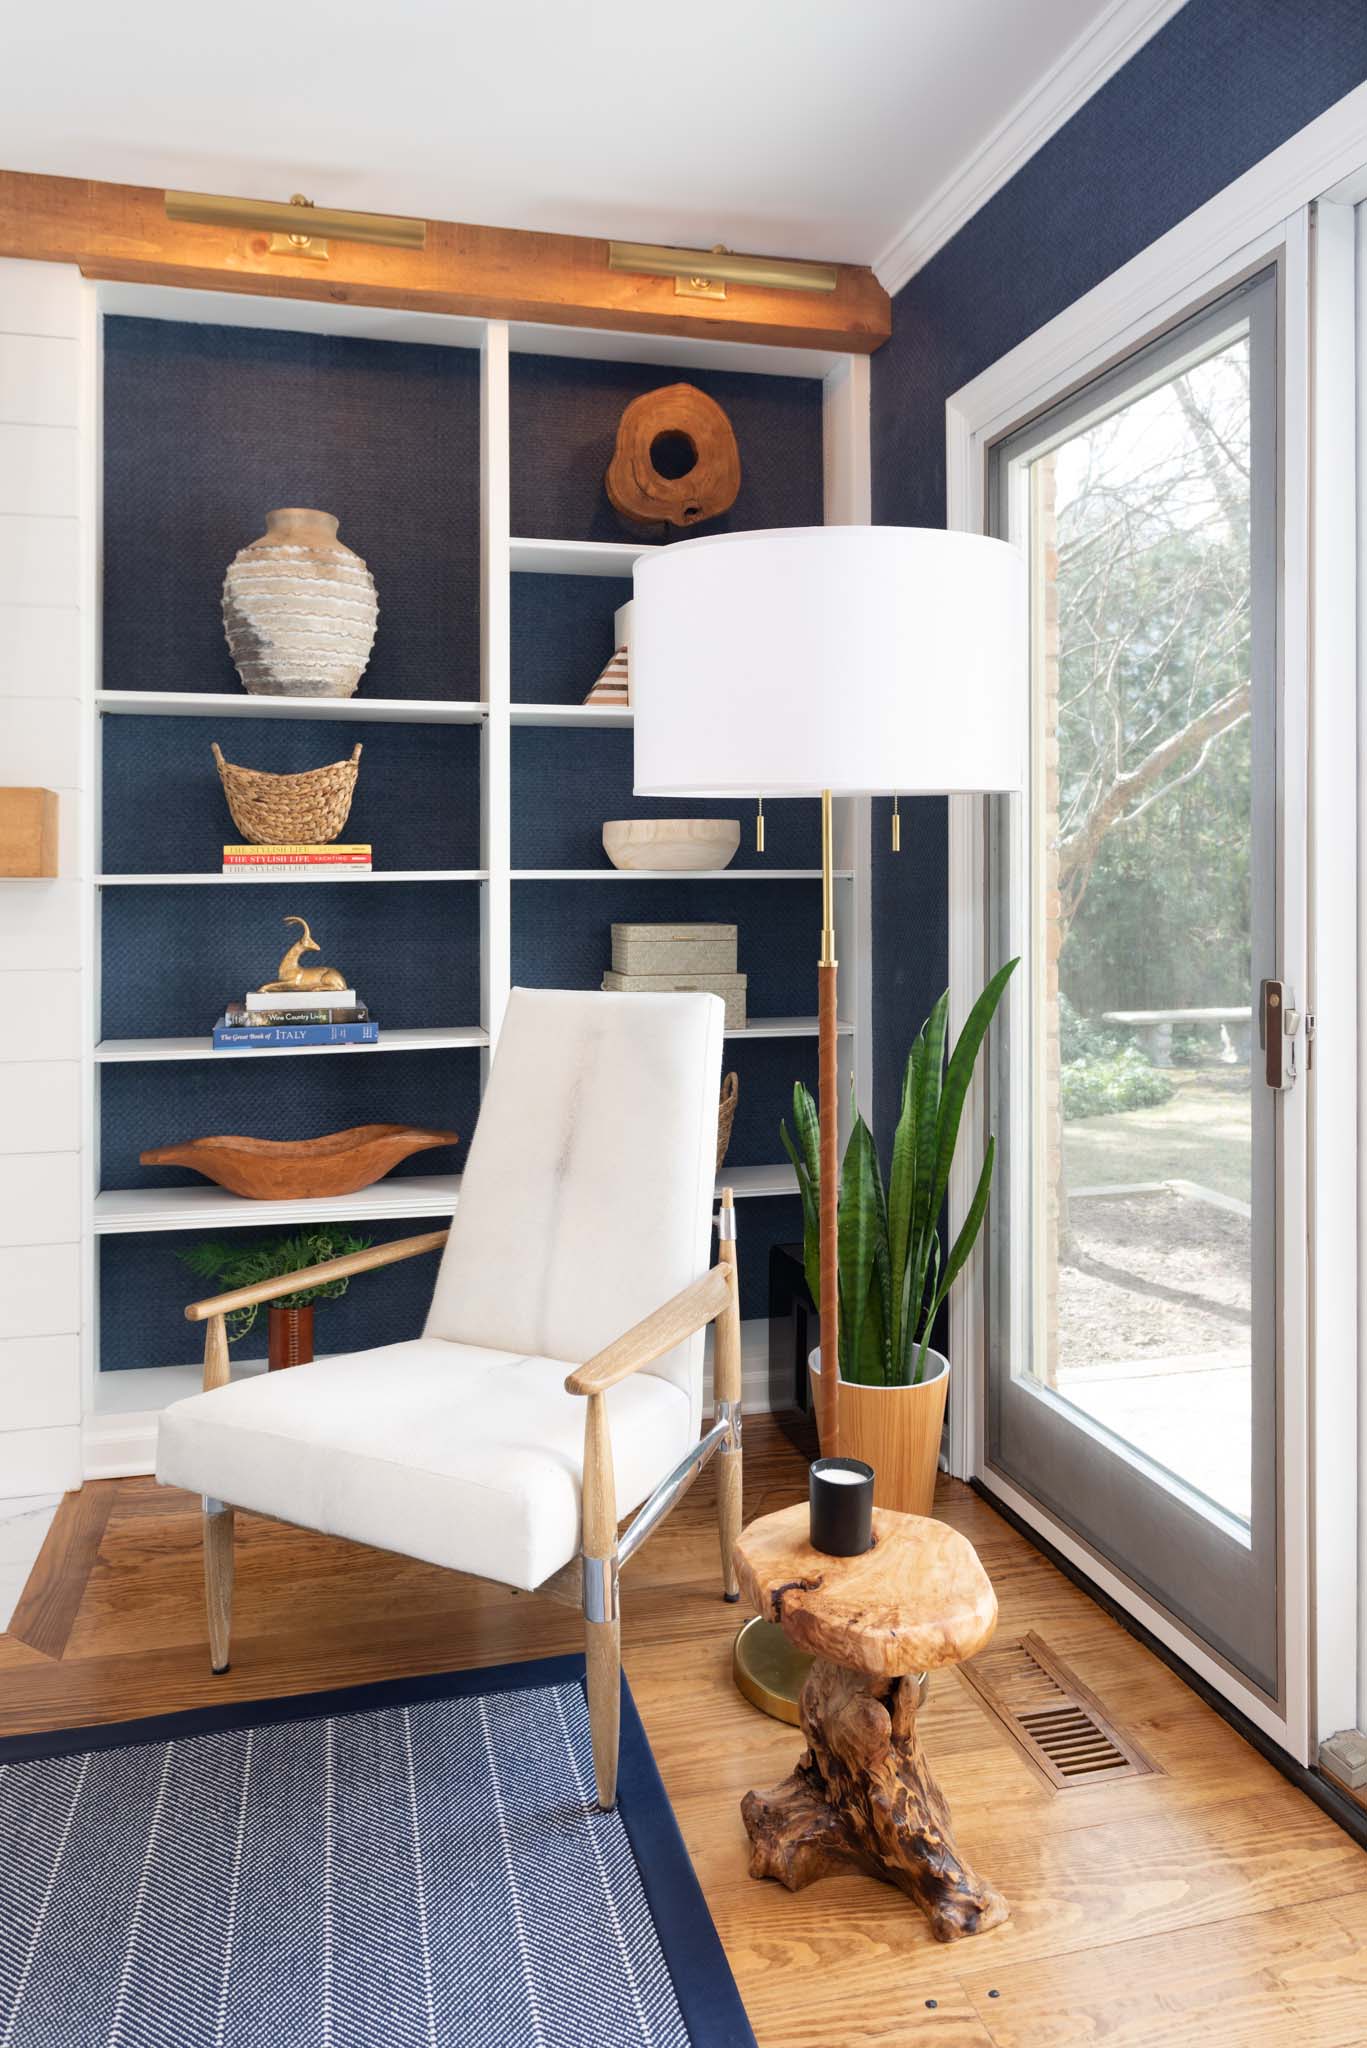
[212,741,362,846]
[716,1070,740,1171]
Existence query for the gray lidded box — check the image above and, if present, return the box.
[610,922,738,975]
[601,970,747,1031]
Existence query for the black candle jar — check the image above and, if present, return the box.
[809,1457,875,1556]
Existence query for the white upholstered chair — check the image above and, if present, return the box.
[157,986,743,1807]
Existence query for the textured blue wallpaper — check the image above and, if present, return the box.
[512,573,634,703]
[510,353,824,542]
[104,1047,478,1196]
[870,0,1367,1135]
[102,716,481,874]
[510,728,819,869]
[102,1216,450,1373]
[101,881,481,1040]
[103,317,481,700]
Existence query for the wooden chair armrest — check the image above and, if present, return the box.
[184,1228,449,1323]
[564,1263,734,1397]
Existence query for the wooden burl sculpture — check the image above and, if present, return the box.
[259,916,348,993]
[734,1504,1009,1942]
[605,383,741,534]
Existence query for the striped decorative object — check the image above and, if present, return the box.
[0,1658,754,2048]
[584,644,630,708]
[222,508,379,699]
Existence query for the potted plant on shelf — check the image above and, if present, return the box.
[176,1229,373,1370]
[782,959,1017,1515]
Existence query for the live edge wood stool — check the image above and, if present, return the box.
[734,1503,1009,1942]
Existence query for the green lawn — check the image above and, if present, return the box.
[1062,1071,1251,1204]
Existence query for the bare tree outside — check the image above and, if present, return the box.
[1031,334,1255,1520]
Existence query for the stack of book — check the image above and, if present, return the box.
[213,988,378,1051]
[222,843,373,877]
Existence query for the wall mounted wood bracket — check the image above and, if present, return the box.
[0,787,59,877]
[0,170,891,355]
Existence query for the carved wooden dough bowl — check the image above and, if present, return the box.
[139,1125,459,1200]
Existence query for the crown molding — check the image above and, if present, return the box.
[874,0,1189,297]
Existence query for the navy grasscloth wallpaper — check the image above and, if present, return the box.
[104,318,481,699]
[510,354,823,542]
[101,322,823,1363]
[870,0,1367,1135]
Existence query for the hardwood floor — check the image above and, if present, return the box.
[3,1416,1365,2046]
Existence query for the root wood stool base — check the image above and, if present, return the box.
[733,1503,1009,1942]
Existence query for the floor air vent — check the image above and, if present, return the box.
[958,1631,1160,1791]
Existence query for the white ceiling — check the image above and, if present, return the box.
[1,0,1181,284]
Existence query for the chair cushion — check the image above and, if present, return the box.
[425,987,723,1435]
[156,1338,693,1592]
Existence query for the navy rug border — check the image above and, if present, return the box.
[0,1653,756,2048]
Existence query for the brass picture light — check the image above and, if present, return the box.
[164,190,427,259]
[608,240,838,300]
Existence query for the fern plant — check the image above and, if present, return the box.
[176,1230,373,1344]
[781,959,1017,1387]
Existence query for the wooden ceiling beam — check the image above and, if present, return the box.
[0,170,890,353]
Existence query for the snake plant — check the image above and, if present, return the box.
[781,959,1018,1387]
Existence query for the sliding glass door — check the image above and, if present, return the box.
[984,269,1285,1696]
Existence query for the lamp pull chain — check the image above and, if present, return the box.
[756,796,765,854]
[892,795,901,853]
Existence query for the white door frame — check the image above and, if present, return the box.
[943,83,1367,1761]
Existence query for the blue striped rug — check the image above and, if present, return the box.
[0,1655,755,2048]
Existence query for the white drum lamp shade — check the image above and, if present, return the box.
[632,525,1027,799]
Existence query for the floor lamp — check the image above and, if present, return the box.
[633,525,1025,1714]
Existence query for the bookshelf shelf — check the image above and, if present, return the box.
[93,1161,788,1236]
[510,537,657,576]
[94,1174,465,1235]
[727,1016,853,1039]
[97,870,489,887]
[97,691,488,725]
[91,1359,269,1417]
[512,868,852,882]
[718,1163,799,1200]
[509,703,633,728]
[95,1026,489,1063]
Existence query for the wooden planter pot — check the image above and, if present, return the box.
[809,1349,949,1517]
[268,1305,314,1370]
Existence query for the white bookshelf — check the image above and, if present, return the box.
[95,1026,489,1063]
[81,288,874,1477]
[96,870,489,887]
[94,1175,466,1235]
[97,690,489,724]
[509,536,656,576]
[509,702,632,728]
[511,867,850,882]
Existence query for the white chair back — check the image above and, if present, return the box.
[425,987,724,1431]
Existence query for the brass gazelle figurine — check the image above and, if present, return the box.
[260,916,348,993]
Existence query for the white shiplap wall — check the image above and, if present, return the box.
[0,258,87,1495]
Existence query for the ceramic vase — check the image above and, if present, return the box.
[268,1305,314,1370]
[222,507,379,698]
[809,1347,950,1517]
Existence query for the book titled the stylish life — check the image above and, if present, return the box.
[222,845,372,861]
[222,843,372,876]
[212,1017,379,1049]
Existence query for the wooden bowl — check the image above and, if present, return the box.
[603,819,740,871]
[139,1124,459,1200]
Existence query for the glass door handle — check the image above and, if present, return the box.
[1260,979,1300,1089]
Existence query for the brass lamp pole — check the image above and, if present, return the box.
[817,788,840,1458]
